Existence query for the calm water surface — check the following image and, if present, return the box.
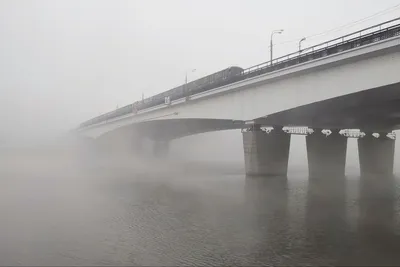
[1,150,400,266]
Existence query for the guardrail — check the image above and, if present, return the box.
[241,17,400,77]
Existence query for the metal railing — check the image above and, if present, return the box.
[241,17,400,77]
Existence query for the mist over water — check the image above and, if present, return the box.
[1,131,400,266]
[2,0,400,265]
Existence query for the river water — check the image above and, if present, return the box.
[1,148,400,266]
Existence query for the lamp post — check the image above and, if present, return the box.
[185,69,196,100]
[270,29,284,66]
[299,37,306,53]
[185,69,196,84]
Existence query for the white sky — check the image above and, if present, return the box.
[0,0,400,144]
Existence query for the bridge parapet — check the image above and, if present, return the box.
[242,18,400,78]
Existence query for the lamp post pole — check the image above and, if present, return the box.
[185,69,196,100]
[185,69,196,84]
[299,37,306,53]
[270,29,284,66]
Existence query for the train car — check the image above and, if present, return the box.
[120,66,242,118]
[165,85,183,101]
[112,104,133,119]
[188,66,243,95]
[80,66,244,128]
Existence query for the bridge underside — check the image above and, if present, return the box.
[97,118,244,141]
[133,118,245,141]
[259,82,400,132]
[94,118,244,157]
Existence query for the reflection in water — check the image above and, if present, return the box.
[244,176,290,265]
[2,150,400,265]
[354,174,400,265]
[359,174,395,236]
[305,175,348,265]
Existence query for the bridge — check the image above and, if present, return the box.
[78,18,400,177]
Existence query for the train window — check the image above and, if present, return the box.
[222,70,227,79]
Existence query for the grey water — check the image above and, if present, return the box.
[1,144,400,266]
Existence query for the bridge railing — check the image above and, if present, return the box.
[241,17,400,77]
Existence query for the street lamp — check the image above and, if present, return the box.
[184,69,196,100]
[270,29,284,66]
[185,68,196,84]
[299,37,306,53]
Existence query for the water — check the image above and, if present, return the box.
[1,149,400,266]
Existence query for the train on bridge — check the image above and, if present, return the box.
[80,66,244,127]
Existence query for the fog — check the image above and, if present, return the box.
[1,0,399,146]
[1,1,400,265]
[1,129,400,265]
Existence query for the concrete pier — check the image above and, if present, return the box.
[242,125,290,176]
[358,133,395,175]
[306,129,347,178]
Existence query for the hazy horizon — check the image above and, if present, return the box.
[1,0,400,146]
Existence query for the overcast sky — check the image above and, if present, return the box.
[0,0,399,144]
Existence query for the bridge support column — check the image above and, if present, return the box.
[306,129,347,178]
[153,140,169,158]
[242,125,291,177]
[358,133,395,176]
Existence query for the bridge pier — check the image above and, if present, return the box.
[358,133,395,176]
[242,125,291,177]
[153,140,169,158]
[306,129,347,178]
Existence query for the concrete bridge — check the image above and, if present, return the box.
[78,18,400,177]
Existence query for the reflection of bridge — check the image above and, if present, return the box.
[78,18,400,177]
[244,171,399,265]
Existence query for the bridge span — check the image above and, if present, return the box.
[78,18,400,177]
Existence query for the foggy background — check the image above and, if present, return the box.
[2,2,400,265]
[1,0,400,171]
